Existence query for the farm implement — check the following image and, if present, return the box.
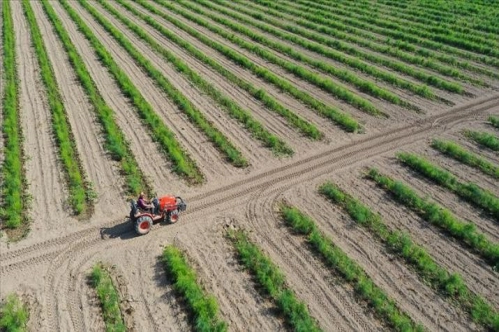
[130,195,187,235]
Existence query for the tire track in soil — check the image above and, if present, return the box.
[31,0,125,220]
[90,0,274,168]
[68,0,238,181]
[282,185,474,331]
[2,93,498,275]
[12,0,69,235]
[48,0,190,196]
[335,171,499,308]
[1,95,499,331]
[104,0,315,156]
[244,190,381,331]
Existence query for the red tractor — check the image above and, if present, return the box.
[130,195,187,235]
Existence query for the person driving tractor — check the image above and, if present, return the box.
[137,192,154,211]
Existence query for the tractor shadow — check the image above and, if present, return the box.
[100,218,137,240]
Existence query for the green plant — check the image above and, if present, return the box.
[0,294,28,332]
[464,130,499,151]
[59,0,203,183]
[136,0,359,132]
[79,0,248,167]
[367,168,499,269]
[431,140,499,179]
[279,205,423,331]
[158,0,387,116]
[319,182,499,330]
[40,0,149,196]
[116,0,321,140]
[90,264,126,332]
[97,0,292,156]
[227,230,322,332]
[162,246,227,332]
[1,0,27,229]
[397,152,499,220]
[22,0,92,215]
[489,116,499,129]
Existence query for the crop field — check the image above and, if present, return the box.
[0,0,498,331]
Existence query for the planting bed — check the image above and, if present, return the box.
[1,1,498,331]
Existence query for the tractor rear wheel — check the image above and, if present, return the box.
[167,209,179,224]
[135,216,152,235]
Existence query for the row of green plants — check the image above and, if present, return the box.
[1,0,27,229]
[296,0,499,58]
[59,0,203,183]
[136,0,360,132]
[464,130,499,151]
[115,0,322,141]
[250,0,497,80]
[90,263,126,332]
[359,0,499,41]
[397,152,499,221]
[279,204,423,331]
[328,0,498,54]
[281,0,499,69]
[0,294,28,332]
[162,245,228,332]
[319,182,499,330]
[227,230,322,332]
[40,0,149,197]
[160,0,386,117]
[96,0,292,156]
[22,0,93,215]
[221,0,470,93]
[79,0,248,167]
[187,0,426,106]
[431,140,499,179]
[489,116,499,129]
[367,168,499,269]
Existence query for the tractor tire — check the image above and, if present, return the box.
[135,216,152,235]
[167,209,179,224]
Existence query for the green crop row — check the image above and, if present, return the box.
[318,182,499,330]
[249,0,498,80]
[79,0,247,167]
[59,0,203,183]
[431,140,499,179]
[281,0,499,69]
[40,0,149,197]
[115,0,320,141]
[136,0,359,133]
[97,0,292,156]
[0,294,28,332]
[220,0,471,93]
[1,0,27,229]
[327,0,499,54]
[161,0,386,117]
[295,0,499,59]
[189,0,424,107]
[464,130,499,151]
[162,245,228,332]
[279,205,423,331]
[90,263,126,332]
[397,152,499,221]
[367,168,499,269]
[227,230,322,332]
[489,116,499,129]
[116,0,321,141]
[22,0,93,215]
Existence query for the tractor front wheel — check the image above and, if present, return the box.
[135,216,152,235]
[167,209,179,224]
